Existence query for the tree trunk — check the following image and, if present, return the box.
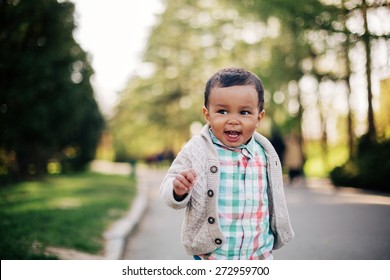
[362,0,376,141]
[342,0,355,158]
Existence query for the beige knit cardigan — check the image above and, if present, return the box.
[160,125,294,256]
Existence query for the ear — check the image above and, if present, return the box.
[202,106,210,125]
[257,110,265,126]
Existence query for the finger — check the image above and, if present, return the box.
[176,174,192,188]
[183,170,196,184]
[189,169,197,180]
[173,178,190,195]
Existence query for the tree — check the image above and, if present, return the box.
[111,0,299,160]
[339,0,389,144]
[111,0,389,176]
[229,0,340,170]
[0,0,104,179]
[234,0,389,153]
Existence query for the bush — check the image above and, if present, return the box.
[330,135,390,192]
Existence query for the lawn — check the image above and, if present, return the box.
[0,172,136,259]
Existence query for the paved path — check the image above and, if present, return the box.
[122,168,190,260]
[274,181,390,260]
[123,169,390,260]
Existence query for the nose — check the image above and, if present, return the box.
[227,114,240,125]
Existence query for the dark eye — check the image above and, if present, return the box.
[217,110,227,115]
[241,111,251,115]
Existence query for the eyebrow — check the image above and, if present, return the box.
[239,105,255,110]
[213,104,255,110]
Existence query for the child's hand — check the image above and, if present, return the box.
[173,169,197,197]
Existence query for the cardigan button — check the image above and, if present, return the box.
[207,190,214,197]
[210,166,218,173]
[215,238,222,245]
[208,217,215,224]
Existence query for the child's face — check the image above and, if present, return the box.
[203,85,264,148]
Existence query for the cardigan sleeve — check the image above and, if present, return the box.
[160,138,198,209]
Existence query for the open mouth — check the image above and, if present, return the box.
[224,130,241,141]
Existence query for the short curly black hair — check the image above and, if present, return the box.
[204,67,264,111]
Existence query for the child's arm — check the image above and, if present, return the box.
[173,169,197,201]
[161,137,203,209]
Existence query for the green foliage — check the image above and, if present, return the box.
[304,140,349,177]
[111,0,311,160]
[111,0,389,177]
[0,172,136,259]
[330,135,390,192]
[110,0,349,161]
[0,0,105,180]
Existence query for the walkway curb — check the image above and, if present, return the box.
[104,177,150,259]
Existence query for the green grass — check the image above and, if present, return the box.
[0,172,136,259]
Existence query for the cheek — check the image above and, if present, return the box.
[245,119,260,130]
[209,115,223,124]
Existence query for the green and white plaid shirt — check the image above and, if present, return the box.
[200,130,274,260]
